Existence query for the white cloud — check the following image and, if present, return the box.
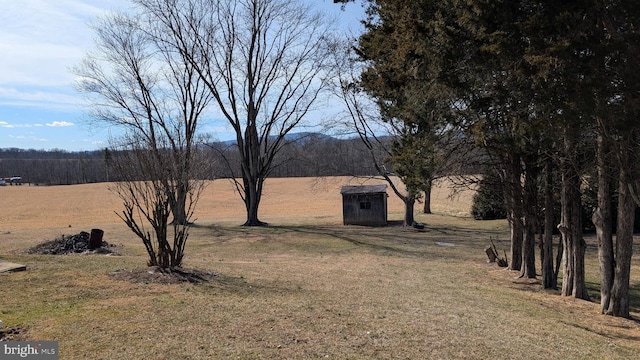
[1,2,87,87]
[9,135,49,142]
[0,86,82,113]
[0,0,133,124]
[0,0,131,88]
[8,134,48,142]
[46,121,74,127]
[0,121,41,128]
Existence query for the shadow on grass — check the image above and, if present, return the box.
[108,264,304,298]
[278,225,426,258]
[198,222,509,263]
[556,277,640,325]
[561,319,640,341]
[197,273,305,297]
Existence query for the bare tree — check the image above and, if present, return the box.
[329,43,415,226]
[74,11,211,267]
[110,135,206,268]
[136,0,337,226]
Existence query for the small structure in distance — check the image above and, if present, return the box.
[341,185,388,226]
[2,177,22,186]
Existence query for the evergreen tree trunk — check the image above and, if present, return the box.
[404,195,415,226]
[607,139,635,318]
[506,153,523,271]
[520,156,538,279]
[422,179,432,214]
[559,134,589,300]
[521,215,536,278]
[554,236,563,280]
[542,156,556,288]
[508,215,524,271]
[559,176,574,296]
[607,175,633,317]
[593,131,614,313]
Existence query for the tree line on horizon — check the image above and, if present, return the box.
[0,134,392,185]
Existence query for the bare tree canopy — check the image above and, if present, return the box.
[135,0,338,225]
[74,9,212,268]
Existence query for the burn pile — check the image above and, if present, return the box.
[27,231,116,255]
[0,325,25,341]
[0,326,25,341]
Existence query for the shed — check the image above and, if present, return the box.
[340,185,388,226]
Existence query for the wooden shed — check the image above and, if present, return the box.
[340,185,388,226]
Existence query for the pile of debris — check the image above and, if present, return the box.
[485,237,508,267]
[0,325,25,341]
[27,231,116,255]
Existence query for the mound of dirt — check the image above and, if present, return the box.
[110,267,218,284]
[27,231,117,255]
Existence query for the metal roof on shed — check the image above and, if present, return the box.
[340,185,387,194]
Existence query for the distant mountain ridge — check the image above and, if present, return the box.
[211,132,335,146]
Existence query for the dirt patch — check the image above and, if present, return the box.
[26,231,118,255]
[110,266,218,284]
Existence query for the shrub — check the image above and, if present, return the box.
[471,177,507,220]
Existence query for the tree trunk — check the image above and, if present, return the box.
[607,141,635,318]
[243,175,266,226]
[593,131,614,313]
[241,123,267,227]
[554,235,563,280]
[520,156,538,279]
[559,134,589,300]
[542,156,556,288]
[506,152,523,271]
[558,196,573,295]
[423,179,432,214]
[404,194,415,226]
[520,216,536,278]
[171,182,189,225]
[155,216,171,268]
[509,215,524,271]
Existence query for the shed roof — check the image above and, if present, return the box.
[340,185,387,195]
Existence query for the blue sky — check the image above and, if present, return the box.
[0,0,364,152]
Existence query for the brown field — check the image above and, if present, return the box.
[1,176,639,359]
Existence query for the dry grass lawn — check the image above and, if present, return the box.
[1,176,639,359]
